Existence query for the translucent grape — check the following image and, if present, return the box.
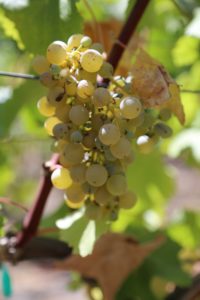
[62,142,84,165]
[65,82,77,96]
[80,49,103,73]
[65,198,85,209]
[85,203,102,220]
[67,34,83,50]
[82,131,96,149]
[110,137,132,159]
[52,140,67,153]
[55,102,70,122]
[106,174,127,196]
[40,72,57,88]
[92,87,111,107]
[86,164,108,187]
[69,164,86,184]
[159,108,172,121]
[64,183,85,203]
[32,55,49,74]
[37,96,55,117]
[47,41,67,65]
[98,124,120,145]
[77,80,94,99]
[51,167,72,189]
[44,117,61,136]
[120,97,142,119]
[90,43,104,54]
[119,191,137,209]
[69,105,89,126]
[76,69,97,83]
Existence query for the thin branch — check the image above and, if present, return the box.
[14,154,59,248]
[0,197,28,213]
[0,71,39,80]
[181,89,200,94]
[107,0,151,71]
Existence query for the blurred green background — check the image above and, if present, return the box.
[0,0,200,299]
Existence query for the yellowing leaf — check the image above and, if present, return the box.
[131,49,185,124]
[161,83,185,125]
[56,233,164,300]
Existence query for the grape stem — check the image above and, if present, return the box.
[14,0,150,251]
[0,71,39,80]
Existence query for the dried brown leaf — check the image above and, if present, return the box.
[56,233,164,300]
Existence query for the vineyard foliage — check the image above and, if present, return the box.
[0,0,200,299]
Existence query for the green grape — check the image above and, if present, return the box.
[92,87,111,107]
[136,135,155,154]
[44,117,61,136]
[67,34,84,50]
[77,80,94,99]
[48,86,65,106]
[105,161,124,176]
[37,96,55,117]
[99,62,113,79]
[106,174,127,196]
[127,112,145,130]
[55,102,70,122]
[52,123,71,140]
[70,130,83,143]
[120,96,142,119]
[69,164,86,184]
[86,164,108,187]
[51,167,72,189]
[47,41,67,65]
[40,72,57,88]
[80,49,103,73]
[62,142,84,165]
[98,124,120,145]
[50,64,61,79]
[119,191,137,209]
[104,148,116,162]
[154,122,173,138]
[90,43,104,53]
[65,82,77,96]
[80,36,92,48]
[110,137,132,159]
[159,108,172,121]
[82,182,97,194]
[64,183,85,203]
[65,198,85,209]
[32,55,49,74]
[94,186,114,206]
[69,105,89,125]
[76,69,97,83]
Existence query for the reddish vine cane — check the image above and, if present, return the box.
[14,0,151,250]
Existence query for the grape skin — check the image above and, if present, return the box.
[106,174,127,196]
[37,96,55,117]
[51,167,72,189]
[47,41,67,65]
[120,97,142,119]
[86,164,108,187]
[80,49,103,73]
[69,105,89,126]
[98,124,120,146]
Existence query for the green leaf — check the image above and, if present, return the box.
[0,79,44,138]
[79,220,96,257]
[4,0,83,54]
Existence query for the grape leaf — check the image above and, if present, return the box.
[3,0,83,54]
[56,232,164,300]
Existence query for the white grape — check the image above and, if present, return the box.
[120,97,142,119]
[110,137,132,159]
[62,142,84,165]
[44,117,61,136]
[64,183,85,203]
[86,164,108,187]
[67,34,83,50]
[69,164,86,184]
[51,167,72,189]
[92,87,111,107]
[80,49,103,73]
[47,41,67,65]
[98,124,120,145]
[119,191,137,209]
[106,174,127,196]
[94,186,114,206]
[69,105,89,126]
[32,55,49,74]
[37,96,55,117]
[77,80,94,99]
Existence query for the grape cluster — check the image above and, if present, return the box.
[34,34,172,221]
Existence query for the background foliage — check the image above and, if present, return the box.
[0,0,200,299]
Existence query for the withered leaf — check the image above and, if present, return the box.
[56,233,164,300]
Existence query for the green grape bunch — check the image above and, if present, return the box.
[33,34,173,221]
